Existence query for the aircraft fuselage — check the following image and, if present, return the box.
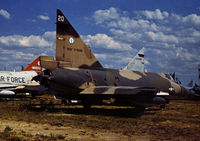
[43,67,189,97]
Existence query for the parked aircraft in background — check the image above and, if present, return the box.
[0,57,42,95]
[35,9,192,109]
[124,48,145,72]
[169,65,200,95]
[190,64,200,95]
[23,56,43,72]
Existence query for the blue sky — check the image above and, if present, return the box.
[0,0,200,84]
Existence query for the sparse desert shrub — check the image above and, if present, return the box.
[44,127,49,130]
[4,125,12,132]
[35,132,49,139]
[8,136,21,141]
[0,126,14,138]
[49,133,57,140]
[56,134,65,139]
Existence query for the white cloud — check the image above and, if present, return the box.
[13,51,35,60]
[170,13,200,27]
[2,57,35,71]
[94,49,144,69]
[43,31,56,40]
[182,14,200,25]
[0,31,55,47]
[94,9,160,33]
[93,8,200,50]
[0,31,56,71]
[83,34,132,51]
[1,47,34,58]
[0,35,50,47]
[175,47,197,61]
[94,53,109,60]
[0,47,36,65]
[144,31,178,44]
[93,7,119,24]
[0,9,10,19]
[38,15,50,21]
[140,9,169,20]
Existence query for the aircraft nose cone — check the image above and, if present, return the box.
[170,82,181,95]
[171,81,192,96]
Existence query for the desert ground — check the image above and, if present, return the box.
[0,96,199,141]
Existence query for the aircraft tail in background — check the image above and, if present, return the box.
[23,57,42,72]
[186,80,193,87]
[123,48,145,72]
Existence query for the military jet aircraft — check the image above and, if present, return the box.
[185,64,200,95]
[0,57,42,95]
[195,64,200,94]
[124,48,145,72]
[37,9,191,109]
[169,68,200,96]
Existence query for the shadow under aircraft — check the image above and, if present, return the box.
[34,9,192,110]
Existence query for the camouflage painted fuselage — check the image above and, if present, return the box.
[42,67,189,103]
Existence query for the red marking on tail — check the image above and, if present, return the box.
[23,57,42,72]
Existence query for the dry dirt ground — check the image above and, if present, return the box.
[0,98,199,141]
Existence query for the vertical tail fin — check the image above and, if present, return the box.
[123,48,145,72]
[56,9,102,69]
[23,57,42,72]
[186,80,193,87]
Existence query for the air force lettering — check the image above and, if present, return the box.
[0,75,26,84]
[0,76,5,82]
[7,76,26,84]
